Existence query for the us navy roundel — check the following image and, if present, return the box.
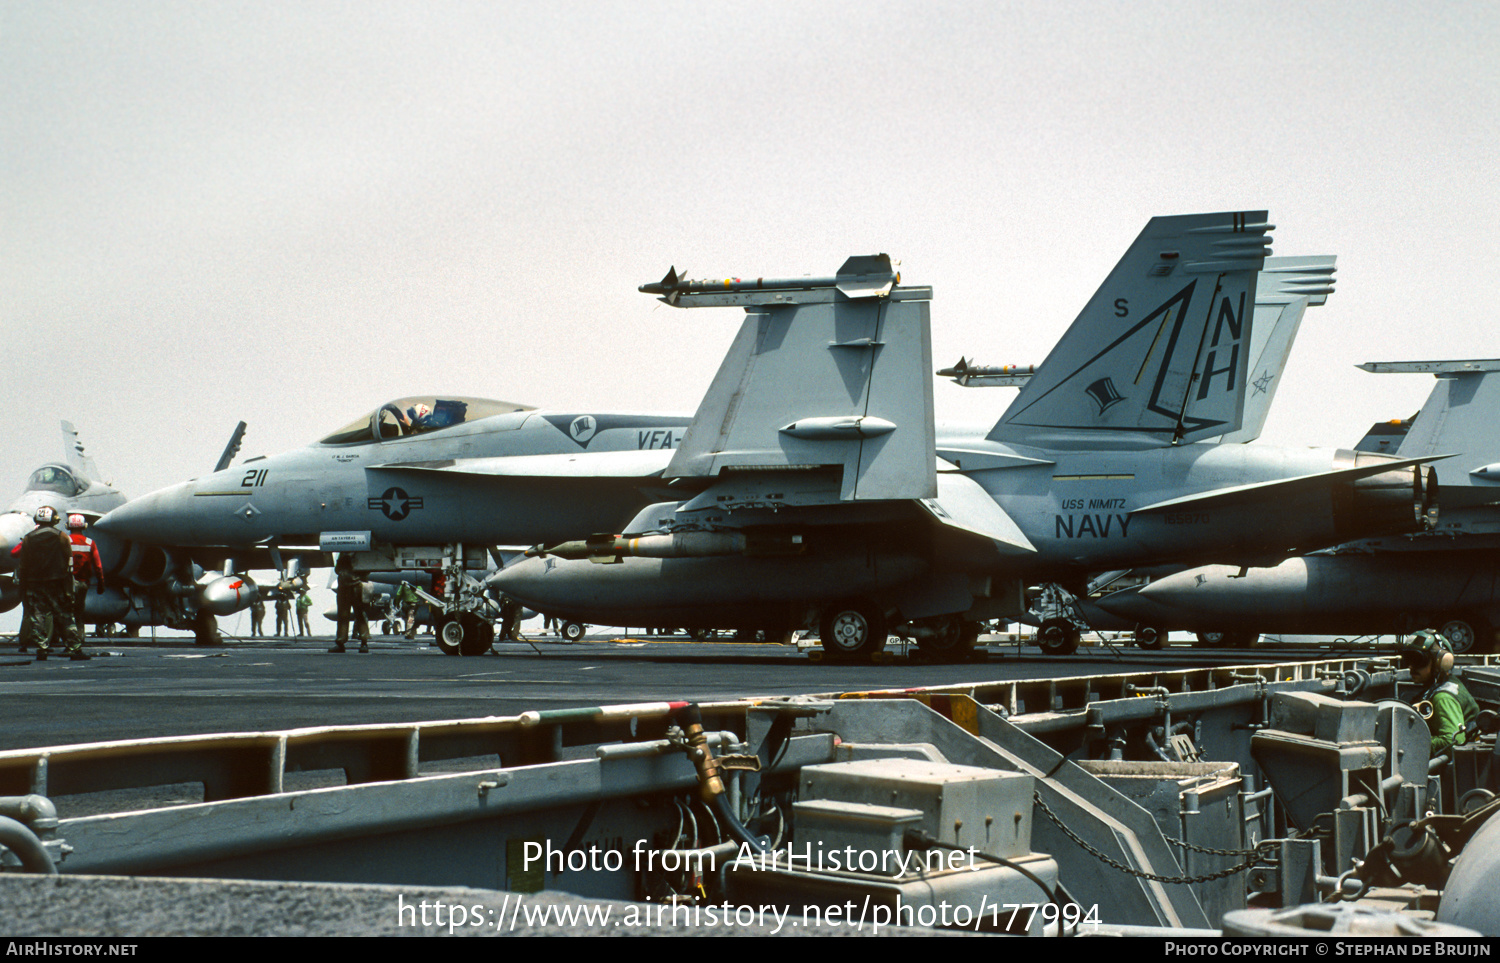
[368,487,424,521]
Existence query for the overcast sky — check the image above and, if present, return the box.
[3,2,1497,632]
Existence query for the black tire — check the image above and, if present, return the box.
[689,627,715,641]
[1134,625,1167,650]
[435,615,463,655]
[917,620,979,661]
[560,621,585,642]
[1195,631,1226,648]
[1036,617,1079,656]
[819,603,888,659]
[458,613,495,656]
[1439,616,1490,655]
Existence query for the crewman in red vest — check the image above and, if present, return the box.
[66,514,105,638]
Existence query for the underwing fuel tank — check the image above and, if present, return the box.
[489,552,929,628]
[1094,550,1500,644]
[197,573,259,617]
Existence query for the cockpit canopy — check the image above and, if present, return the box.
[318,397,535,446]
[27,464,86,496]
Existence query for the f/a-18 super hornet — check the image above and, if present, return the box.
[1093,359,1500,653]
[95,398,692,653]
[489,212,1442,660]
[1,422,264,641]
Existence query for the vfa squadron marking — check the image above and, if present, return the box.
[638,429,683,450]
[569,416,598,445]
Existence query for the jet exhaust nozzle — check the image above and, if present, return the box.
[1331,451,1437,540]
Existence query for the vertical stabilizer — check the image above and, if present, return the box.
[1357,360,1500,487]
[990,212,1272,450]
[651,255,936,501]
[60,420,101,482]
[1217,255,1336,444]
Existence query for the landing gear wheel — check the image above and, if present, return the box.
[1134,625,1167,650]
[458,613,495,656]
[1036,617,1079,656]
[819,603,888,660]
[381,620,393,635]
[560,621,585,642]
[435,615,463,656]
[917,619,979,662]
[1439,617,1486,655]
[1198,629,1257,648]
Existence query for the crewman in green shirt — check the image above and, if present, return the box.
[1402,629,1480,755]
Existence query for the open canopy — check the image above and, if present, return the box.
[317,396,535,446]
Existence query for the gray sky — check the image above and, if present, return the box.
[3,1,1496,559]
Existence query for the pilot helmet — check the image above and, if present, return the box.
[409,403,431,421]
[1400,629,1454,677]
[67,513,86,530]
[33,506,59,526]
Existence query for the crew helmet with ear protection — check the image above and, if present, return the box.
[33,506,59,526]
[1401,629,1455,676]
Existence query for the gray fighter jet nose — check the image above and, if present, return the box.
[0,512,35,571]
[94,486,189,542]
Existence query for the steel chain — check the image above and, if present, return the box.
[1034,792,1269,884]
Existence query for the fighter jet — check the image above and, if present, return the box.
[1,422,265,640]
[1093,360,1500,653]
[937,254,1340,649]
[490,212,1441,660]
[95,397,693,652]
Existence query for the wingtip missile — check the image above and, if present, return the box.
[638,255,899,307]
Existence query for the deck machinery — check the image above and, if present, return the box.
[2,656,1498,936]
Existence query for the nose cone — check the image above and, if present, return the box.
[0,512,35,571]
[95,482,209,545]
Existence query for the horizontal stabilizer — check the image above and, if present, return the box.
[992,212,1272,450]
[934,447,1055,472]
[917,473,1036,555]
[1132,455,1446,516]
